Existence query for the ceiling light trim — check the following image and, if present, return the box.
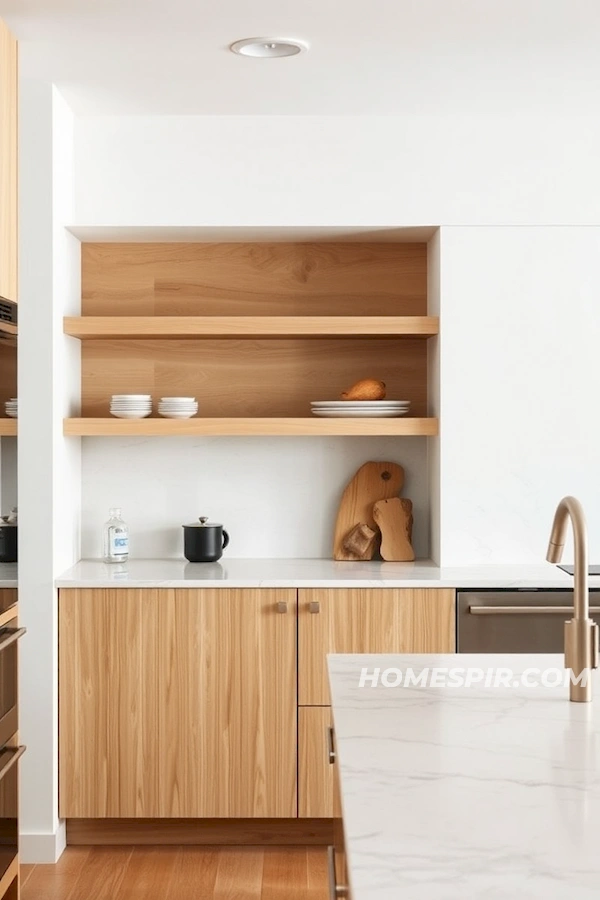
[229,37,309,58]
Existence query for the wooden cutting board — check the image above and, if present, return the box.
[333,461,404,560]
[373,497,415,561]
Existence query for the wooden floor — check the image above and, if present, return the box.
[20,846,329,899]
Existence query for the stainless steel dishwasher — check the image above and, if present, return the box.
[457,590,600,653]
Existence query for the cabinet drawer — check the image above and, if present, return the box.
[299,706,334,818]
[299,588,455,705]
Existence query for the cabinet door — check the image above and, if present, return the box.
[299,588,455,705]
[0,20,17,303]
[298,706,334,818]
[59,588,297,818]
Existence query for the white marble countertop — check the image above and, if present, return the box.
[0,563,17,588]
[53,557,595,589]
[329,652,600,900]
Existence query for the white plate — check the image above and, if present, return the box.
[311,400,410,407]
[311,404,411,411]
[110,411,153,419]
[159,397,196,402]
[311,409,409,418]
[5,411,17,418]
[158,412,198,419]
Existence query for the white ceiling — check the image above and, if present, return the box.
[2,0,600,115]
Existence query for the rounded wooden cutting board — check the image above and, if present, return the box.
[332,461,404,560]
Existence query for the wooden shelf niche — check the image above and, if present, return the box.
[0,330,16,435]
[74,241,434,428]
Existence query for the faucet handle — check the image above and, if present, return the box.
[592,622,599,669]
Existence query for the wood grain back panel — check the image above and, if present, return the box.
[82,243,427,317]
[80,337,427,416]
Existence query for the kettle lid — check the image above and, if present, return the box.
[184,516,223,528]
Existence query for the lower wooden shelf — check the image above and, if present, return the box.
[63,417,439,437]
[0,420,17,436]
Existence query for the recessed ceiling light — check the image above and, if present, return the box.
[229,37,309,58]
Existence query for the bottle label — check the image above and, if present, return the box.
[110,530,129,556]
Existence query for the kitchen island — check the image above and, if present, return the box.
[329,653,600,900]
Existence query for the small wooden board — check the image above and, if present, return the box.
[333,461,404,560]
[373,497,415,561]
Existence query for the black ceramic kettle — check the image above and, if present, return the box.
[183,517,230,563]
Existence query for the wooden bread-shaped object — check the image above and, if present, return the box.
[333,461,404,560]
[342,523,378,560]
[373,497,415,561]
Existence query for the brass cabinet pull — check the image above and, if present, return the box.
[327,846,348,899]
[469,606,600,616]
[0,745,26,782]
[327,726,336,764]
[309,601,320,614]
[276,601,288,614]
[0,626,26,653]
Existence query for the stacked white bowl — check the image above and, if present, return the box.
[158,397,198,419]
[4,399,17,418]
[110,394,152,419]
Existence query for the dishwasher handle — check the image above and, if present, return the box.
[469,605,600,616]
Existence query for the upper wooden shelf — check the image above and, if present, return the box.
[64,417,439,437]
[0,420,17,436]
[63,316,439,340]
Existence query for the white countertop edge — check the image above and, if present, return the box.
[53,558,591,589]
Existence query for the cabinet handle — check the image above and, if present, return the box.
[0,745,26,782]
[276,601,288,614]
[309,601,320,613]
[327,846,348,899]
[327,726,336,764]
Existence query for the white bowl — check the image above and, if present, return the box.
[5,411,17,418]
[110,410,153,419]
[158,411,198,419]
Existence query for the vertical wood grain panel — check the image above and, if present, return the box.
[59,588,297,818]
[298,589,456,705]
[298,707,334,819]
[0,20,17,303]
[162,589,297,817]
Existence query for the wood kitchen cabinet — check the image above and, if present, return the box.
[298,588,455,817]
[0,19,17,304]
[298,588,456,705]
[59,588,297,818]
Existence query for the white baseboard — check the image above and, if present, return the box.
[20,822,67,863]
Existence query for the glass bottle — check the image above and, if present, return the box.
[102,508,129,563]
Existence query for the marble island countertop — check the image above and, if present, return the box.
[0,563,17,588]
[54,557,597,589]
[329,652,600,900]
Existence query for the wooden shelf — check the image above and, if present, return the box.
[64,417,439,437]
[64,316,439,340]
[0,420,16,436]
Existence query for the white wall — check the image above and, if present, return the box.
[72,114,600,567]
[19,80,81,863]
[74,114,600,227]
[81,436,430,559]
[439,226,600,565]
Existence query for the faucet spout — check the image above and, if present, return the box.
[546,496,598,701]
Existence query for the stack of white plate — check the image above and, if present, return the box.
[310,400,411,418]
[110,394,152,419]
[4,399,17,418]
[158,397,198,419]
